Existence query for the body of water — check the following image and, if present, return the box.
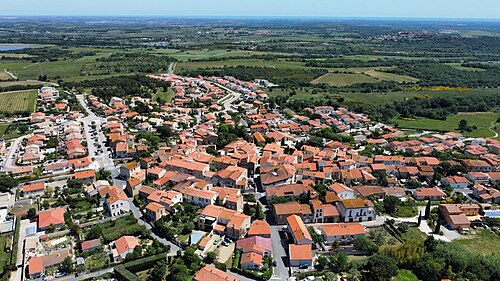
[0,45,38,51]
[485,211,500,218]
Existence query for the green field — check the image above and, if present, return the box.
[176,58,308,71]
[401,227,427,242]
[446,63,486,72]
[453,228,500,255]
[0,235,11,281]
[365,70,419,83]
[394,269,420,281]
[311,72,378,86]
[396,111,499,139]
[0,90,37,114]
[153,88,175,103]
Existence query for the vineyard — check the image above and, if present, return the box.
[0,90,37,115]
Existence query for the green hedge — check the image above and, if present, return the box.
[114,253,167,281]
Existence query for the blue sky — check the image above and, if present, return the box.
[1,0,499,19]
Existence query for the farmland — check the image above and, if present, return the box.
[396,111,499,139]
[175,58,308,71]
[365,70,419,83]
[0,90,37,115]
[453,229,500,255]
[311,72,378,86]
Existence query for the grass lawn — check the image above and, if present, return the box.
[311,72,378,87]
[394,269,420,281]
[0,90,37,114]
[0,124,8,137]
[153,88,175,103]
[90,215,145,243]
[393,206,418,218]
[401,227,427,242]
[85,252,110,271]
[0,235,11,281]
[396,111,499,139]
[453,228,500,255]
[365,70,419,83]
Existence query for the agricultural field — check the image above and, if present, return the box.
[175,58,308,71]
[396,111,499,139]
[365,70,419,83]
[446,63,486,72]
[311,72,378,86]
[0,70,12,81]
[0,90,37,114]
[453,228,500,255]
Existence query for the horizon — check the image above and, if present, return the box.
[1,0,500,20]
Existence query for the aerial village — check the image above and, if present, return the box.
[0,73,499,281]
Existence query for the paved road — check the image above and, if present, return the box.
[4,135,24,172]
[214,83,241,113]
[168,62,176,74]
[75,94,115,171]
[128,198,181,254]
[270,225,289,280]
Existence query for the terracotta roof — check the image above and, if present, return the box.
[81,239,101,251]
[287,215,312,243]
[38,208,65,229]
[194,265,239,281]
[248,220,271,237]
[22,182,45,193]
[339,199,369,209]
[114,236,139,255]
[321,223,366,237]
[28,257,43,275]
[241,252,263,265]
[289,244,312,261]
[74,169,96,179]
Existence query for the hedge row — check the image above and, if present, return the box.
[114,253,168,281]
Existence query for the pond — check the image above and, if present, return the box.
[0,45,40,51]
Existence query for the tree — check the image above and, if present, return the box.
[86,224,103,240]
[425,199,431,219]
[417,210,422,227]
[332,252,348,273]
[458,119,468,131]
[383,196,400,214]
[148,260,167,281]
[27,208,37,219]
[434,216,442,234]
[59,257,74,273]
[158,125,173,138]
[354,236,378,253]
[365,254,399,281]
[255,202,265,220]
[0,175,18,193]
[168,263,191,281]
[204,251,218,264]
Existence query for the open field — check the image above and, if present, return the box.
[396,111,499,139]
[311,72,378,86]
[0,90,37,114]
[0,70,12,81]
[153,88,175,103]
[446,63,487,72]
[401,227,427,242]
[0,80,41,87]
[365,70,419,83]
[175,58,308,71]
[453,228,500,255]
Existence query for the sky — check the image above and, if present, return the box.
[1,0,500,19]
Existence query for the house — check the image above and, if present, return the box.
[320,223,366,244]
[273,201,312,225]
[81,239,102,252]
[212,166,248,189]
[241,252,263,270]
[125,177,142,197]
[329,183,356,199]
[38,208,65,231]
[144,202,168,222]
[442,176,469,189]
[414,187,447,201]
[28,249,71,279]
[439,203,480,230]
[226,213,251,239]
[161,159,209,179]
[120,161,140,180]
[21,182,45,197]
[74,169,96,185]
[465,172,490,184]
[101,186,130,217]
[182,187,217,207]
[461,159,494,172]
[265,184,318,201]
[287,215,313,245]
[194,265,239,281]
[336,199,376,222]
[236,236,273,256]
[247,220,271,238]
[289,244,313,267]
[111,236,139,262]
[352,185,385,199]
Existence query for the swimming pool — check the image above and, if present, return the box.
[190,231,204,245]
[485,211,500,218]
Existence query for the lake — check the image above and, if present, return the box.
[0,45,39,51]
